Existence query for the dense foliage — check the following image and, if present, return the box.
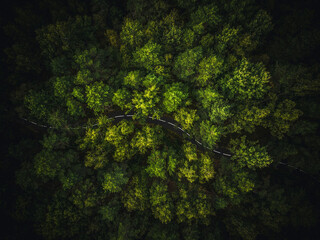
[1,0,320,239]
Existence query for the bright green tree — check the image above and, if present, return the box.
[163,82,188,113]
[222,58,271,101]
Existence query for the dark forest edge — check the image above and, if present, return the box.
[1,0,319,239]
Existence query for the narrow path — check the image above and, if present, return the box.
[18,112,320,183]
[21,111,232,157]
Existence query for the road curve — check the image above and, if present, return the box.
[20,110,233,157]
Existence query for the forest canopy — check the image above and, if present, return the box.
[1,0,320,239]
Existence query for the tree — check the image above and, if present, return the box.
[173,46,203,80]
[123,70,142,87]
[209,99,232,124]
[161,10,183,51]
[229,105,270,133]
[133,40,163,71]
[264,99,303,139]
[145,150,167,179]
[163,82,188,113]
[198,153,215,183]
[36,15,95,60]
[215,26,239,55]
[178,142,198,183]
[221,58,271,101]
[112,87,131,110]
[120,18,144,48]
[196,55,223,87]
[101,163,129,193]
[199,120,223,147]
[175,183,214,223]
[33,131,77,182]
[190,3,221,33]
[197,87,232,123]
[53,76,72,99]
[131,84,161,118]
[174,107,199,130]
[149,181,174,223]
[105,121,136,162]
[130,125,164,154]
[100,198,121,222]
[85,81,112,113]
[230,136,273,169]
[25,89,54,120]
[196,87,222,110]
[122,174,149,212]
